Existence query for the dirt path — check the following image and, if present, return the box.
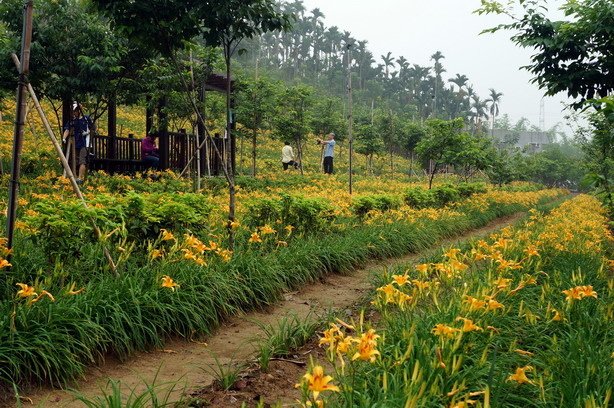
[9,213,525,408]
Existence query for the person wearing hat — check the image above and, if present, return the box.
[62,102,94,184]
[317,132,336,174]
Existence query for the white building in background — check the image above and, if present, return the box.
[491,129,552,153]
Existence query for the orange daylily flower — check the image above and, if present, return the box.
[161,275,180,291]
[300,365,340,400]
[392,274,409,286]
[351,329,381,362]
[463,295,486,311]
[432,324,459,339]
[415,263,429,273]
[456,317,483,332]
[248,232,262,243]
[16,283,37,298]
[259,225,276,235]
[160,229,175,241]
[507,366,534,385]
[562,285,598,301]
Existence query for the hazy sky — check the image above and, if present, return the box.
[300,0,574,134]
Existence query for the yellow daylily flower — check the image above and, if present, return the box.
[161,275,180,291]
[0,258,11,269]
[259,225,276,235]
[336,336,353,354]
[411,279,431,290]
[456,317,483,332]
[444,248,461,259]
[319,324,341,352]
[301,365,340,400]
[524,245,539,257]
[415,263,429,274]
[486,299,504,311]
[160,229,175,241]
[432,324,459,339]
[392,274,409,286]
[493,277,511,289]
[507,366,534,385]
[463,295,486,311]
[562,285,597,301]
[248,232,262,243]
[204,241,219,251]
[150,249,164,260]
[216,248,233,262]
[16,283,37,298]
[377,284,397,304]
[551,309,564,321]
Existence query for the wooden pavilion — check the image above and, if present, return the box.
[68,73,234,176]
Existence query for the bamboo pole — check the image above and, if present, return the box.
[5,0,33,264]
[11,53,117,273]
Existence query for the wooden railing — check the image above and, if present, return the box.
[87,131,227,176]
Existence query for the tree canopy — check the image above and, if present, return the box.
[477,0,614,108]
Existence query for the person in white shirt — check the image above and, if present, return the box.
[281,141,299,170]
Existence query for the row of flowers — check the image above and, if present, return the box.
[294,195,612,407]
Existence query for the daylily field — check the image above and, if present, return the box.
[0,106,612,408]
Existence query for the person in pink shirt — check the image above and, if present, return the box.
[141,134,159,169]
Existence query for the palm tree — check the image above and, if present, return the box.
[486,88,503,136]
[430,51,445,117]
[381,51,394,79]
[470,95,489,134]
[448,73,469,93]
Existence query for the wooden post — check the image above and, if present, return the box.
[128,133,135,161]
[107,94,116,159]
[62,98,71,136]
[347,42,354,195]
[146,95,154,136]
[230,94,236,175]
[198,84,207,179]
[158,97,169,170]
[6,0,33,260]
[179,128,187,171]
[10,53,117,273]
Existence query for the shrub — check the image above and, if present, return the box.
[244,194,335,234]
[432,184,461,206]
[404,187,437,209]
[455,182,487,197]
[20,192,214,261]
[352,194,401,217]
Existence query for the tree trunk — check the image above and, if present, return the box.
[224,43,236,249]
[252,128,257,177]
[428,163,438,189]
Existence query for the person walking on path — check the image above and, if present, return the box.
[281,141,299,170]
[318,132,336,174]
[62,102,93,184]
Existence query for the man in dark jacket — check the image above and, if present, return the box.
[62,102,93,184]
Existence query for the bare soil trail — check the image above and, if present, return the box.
[7,213,526,408]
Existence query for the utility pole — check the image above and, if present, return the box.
[346,41,354,195]
[5,0,33,264]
